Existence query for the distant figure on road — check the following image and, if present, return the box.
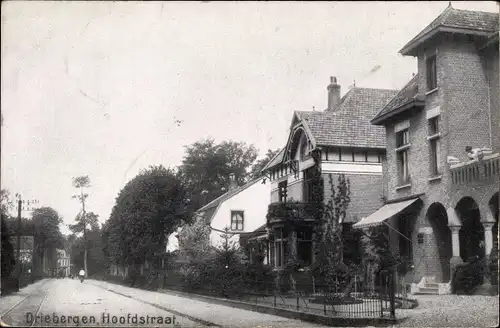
[79,269,85,283]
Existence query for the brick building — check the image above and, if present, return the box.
[354,5,499,294]
[262,77,397,270]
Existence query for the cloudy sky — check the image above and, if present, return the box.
[1,1,498,234]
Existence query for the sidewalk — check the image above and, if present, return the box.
[0,279,48,315]
[89,279,328,327]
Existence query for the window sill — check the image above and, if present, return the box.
[395,144,411,152]
[427,133,441,141]
[425,88,439,96]
[428,175,442,182]
[395,183,411,191]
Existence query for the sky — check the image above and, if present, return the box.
[1,1,498,235]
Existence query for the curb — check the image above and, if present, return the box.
[90,282,221,327]
[158,288,402,327]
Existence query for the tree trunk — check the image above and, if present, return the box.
[84,249,88,278]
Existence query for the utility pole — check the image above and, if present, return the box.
[14,194,38,291]
[81,186,88,278]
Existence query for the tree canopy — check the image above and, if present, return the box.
[31,207,65,250]
[178,139,258,211]
[103,165,191,268]
[249,148,281,179]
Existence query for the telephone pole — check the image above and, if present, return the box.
[14,193,38,290]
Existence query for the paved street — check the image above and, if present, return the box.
[0,279,328,327]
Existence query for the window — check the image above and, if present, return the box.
[367,151,380,163]
[303,167,318,202]
[300,137,310,161]
[297,229,313,266]
[354,150,366,162]
[230,211,244,231]
[426,55,437,91]
[396,129,409,148]
[428,117,441,176]
[429,117,439,136]
[278,180,288,203]
[397,151,410,185]
[341,148,353,162]
[396,129,410,185]
[273,228,287,268]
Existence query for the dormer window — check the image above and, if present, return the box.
[426,55,437,91]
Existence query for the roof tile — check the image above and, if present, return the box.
[372,74,422,123]
[401,6,499,54]
[296,88,398,149]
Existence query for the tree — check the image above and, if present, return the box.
[178,215,213,264]
[249,148,281,179]
[1,189,14,216]
[104,165,192,284]
[1,213,16,294]
[178,139,258,212]
[70,222,105,277]
[72,175,91,277]
[31,207,65,276]
[316,174,351,294]
[69,212,99,235]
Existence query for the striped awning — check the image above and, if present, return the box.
[353,198,420,229]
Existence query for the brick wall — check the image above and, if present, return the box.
[322,173,384,223]
[383,34,499,282]
[485,45,499,153]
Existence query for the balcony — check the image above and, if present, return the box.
[450,153,500,186]
[266,201,322,225]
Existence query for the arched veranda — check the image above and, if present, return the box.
[426,202,452,282]
[456,197,485,261]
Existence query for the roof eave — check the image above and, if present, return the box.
[371,100,425,126]
[400,26,496,56]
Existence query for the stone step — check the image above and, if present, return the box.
[424,283,439,288]
[417,287,439,294]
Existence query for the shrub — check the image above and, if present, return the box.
[452,257,485,295]
[488,246,498,286]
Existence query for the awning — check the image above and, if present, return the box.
[353,198,420,229]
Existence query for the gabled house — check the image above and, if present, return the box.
[176,173,271,263]
[262,77,398,270]
[355,4,499,294]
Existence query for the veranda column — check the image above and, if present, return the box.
[450,226,461,258]
[449,225,463,282]
[482,221,495,257]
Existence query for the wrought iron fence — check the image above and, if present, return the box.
[162,270,405,319]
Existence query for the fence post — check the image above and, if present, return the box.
[296,292,299,311]
[389,269,396,319]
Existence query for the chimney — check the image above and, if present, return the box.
[327,76,341,111]
[229,173,237,191]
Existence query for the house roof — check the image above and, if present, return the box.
[195,176,265,223]
[261,148,286,172]
[371,74,425,125]
[295,87,398,149]
[400,5,499,56]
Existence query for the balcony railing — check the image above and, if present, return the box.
[450,153,500,185]
[266,201,322,224]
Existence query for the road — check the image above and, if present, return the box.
[0,278,329,327]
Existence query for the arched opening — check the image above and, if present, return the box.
[456,197,484,262]
[426,203,452,282]
[488,192,499,253]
